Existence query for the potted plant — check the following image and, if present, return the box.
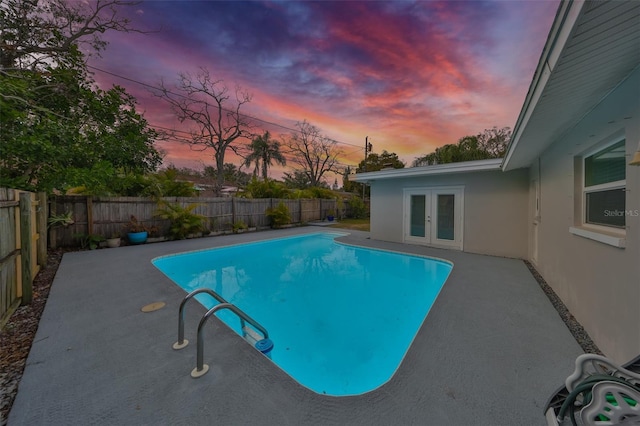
[124,215,150,244]
[326,208,335,222]
[106,233,121,248]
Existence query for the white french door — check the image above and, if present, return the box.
[404,187,464,250]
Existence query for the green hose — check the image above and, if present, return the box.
[557,374,640,426]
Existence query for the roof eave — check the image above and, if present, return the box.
[351,158,503,183]
[502,0,586,172]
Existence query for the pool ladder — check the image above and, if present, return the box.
[173,288,271,378]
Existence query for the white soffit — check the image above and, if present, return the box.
[351,158,502,182]
[503,0,640,171]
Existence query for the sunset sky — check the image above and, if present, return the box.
[89,0,559,182]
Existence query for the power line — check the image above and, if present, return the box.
[151,122,359,169]
[87,65,364,150]
[85,64,362,170]
[158,132,355,171]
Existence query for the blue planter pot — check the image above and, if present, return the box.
[327,216,335,222]
[127,231,148,244]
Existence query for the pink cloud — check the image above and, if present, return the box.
[89,0,559,179]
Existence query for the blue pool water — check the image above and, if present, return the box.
[152,232,452,396]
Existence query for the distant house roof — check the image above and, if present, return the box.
[351,158,502,183]
[502,0,640,171]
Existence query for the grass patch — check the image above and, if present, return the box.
[328,218,370,232]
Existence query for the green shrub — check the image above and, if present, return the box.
[155,201,205,239]
[232,220,248,233]
[336,197,345,219]
[242,178,291,199]
[265,202,291,228]
[144,169,198,198]
[74,233,105,250]
[291,186,335,199]
[347,196,367,219]
[48,211,74,228]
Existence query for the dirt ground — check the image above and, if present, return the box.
[0,249,67,426]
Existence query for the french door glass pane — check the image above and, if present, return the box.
[410,195,426,237]
[437,194,455,240]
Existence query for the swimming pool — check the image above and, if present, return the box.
[152,232,452,396]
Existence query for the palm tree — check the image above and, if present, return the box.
[244,131,286,180]
[244,139,262,178]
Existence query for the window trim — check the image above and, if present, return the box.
[570,135,627,248]
[581,138,626,229]
[583,184,626,228]
[569,226,626,248]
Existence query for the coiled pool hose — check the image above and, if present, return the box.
[557,374,640,426]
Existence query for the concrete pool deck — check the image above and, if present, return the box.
[9,227,582,425]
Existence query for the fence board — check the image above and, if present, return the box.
[0,188,18,326]
[0,188,42,326]
[50,196,337,246]
[36,192,48,267]
[19,193,33,304]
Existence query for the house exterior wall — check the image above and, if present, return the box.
[369,169,529,258]
[532,68,640,363]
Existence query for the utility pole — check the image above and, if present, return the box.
[362,136,372,199]
[364,136,369,170]
[363,136,373,170]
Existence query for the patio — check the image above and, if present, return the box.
[9,228,582,425]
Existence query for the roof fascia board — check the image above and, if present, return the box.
[351,159,502,182]
[502,0,586,171]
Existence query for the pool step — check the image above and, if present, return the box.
[242,325,262,346]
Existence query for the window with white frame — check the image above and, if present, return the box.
[583,139,626,229]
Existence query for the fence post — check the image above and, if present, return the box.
[231,196,236,225]
[49,196,57,249]
[36,192,48,267]
[19,192,33,305]
[86,196,94,235]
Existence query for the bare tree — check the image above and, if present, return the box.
[154,67,252,194]
[285,120,342,187]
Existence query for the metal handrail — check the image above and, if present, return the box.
[173,288,228,350]
[191,302,269,378]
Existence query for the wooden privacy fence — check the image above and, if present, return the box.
[49,196,338,247]
[0,188,48,328]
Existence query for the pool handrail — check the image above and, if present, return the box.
[191,302,269,378]
[173,288,228,350]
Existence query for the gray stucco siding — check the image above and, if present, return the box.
[531,68,640,363]
[369,169,529,258]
